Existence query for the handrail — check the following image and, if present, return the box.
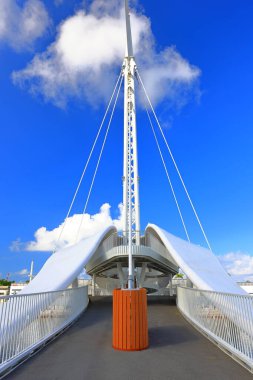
[0,286,88,376]
[96,230,175,260]
[177,286,253,372]
[178,285,253,299]
[0,285,83,300]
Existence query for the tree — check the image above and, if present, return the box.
[175,273,184,279]
[0,279,15,286]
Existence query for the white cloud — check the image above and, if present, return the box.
[218,252,253,281]
[11,203,123,252]
[89,0,123,17]
[10,238,22,252]
[0,0,50,51]
[12,0,200,108]
[141,47,200,107]
[16,268,29,276]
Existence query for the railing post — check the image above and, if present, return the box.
[0,287,88,375]
[169,273,173,296]
[92,275,96,296]
[177,286,253,372]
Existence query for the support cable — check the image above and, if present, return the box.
[145,107,190,242]
[54,72,123,252]
[136,69,212,252]
[75,75,124,243]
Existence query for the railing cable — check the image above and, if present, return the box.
[75,75,124,243]
[145,106,190,242]
[54,71,123,252]
[136,69,212,251]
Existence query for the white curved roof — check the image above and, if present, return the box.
[21,222,245,296]
[147,224,245,295]
[21,226,116,294]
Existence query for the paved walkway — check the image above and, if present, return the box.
[6,297,252,380]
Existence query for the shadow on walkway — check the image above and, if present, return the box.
[149,325,197,347]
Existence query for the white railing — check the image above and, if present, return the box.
[177,286,253,372]
[96,231,175,259]
[0,286,88,375]
[98,232,146,255]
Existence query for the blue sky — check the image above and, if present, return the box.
[1,0,253,282]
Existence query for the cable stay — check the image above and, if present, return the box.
[145,107,190,243]
[75,75,124,243]
[136,69,212,252]
[54,71,123,252]
[53,65,212,252]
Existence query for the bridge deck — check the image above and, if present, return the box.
[6,297,252,380]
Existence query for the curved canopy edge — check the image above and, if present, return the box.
[146,224,245,295]
[21,225,116,294]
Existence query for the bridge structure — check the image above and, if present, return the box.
[0,0,253,378]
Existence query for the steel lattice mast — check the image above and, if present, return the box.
[123,0,140,289]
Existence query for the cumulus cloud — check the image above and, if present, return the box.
[11,203,123,252]
[218,252,253,281]
[0,0,50,51]
[16,268,29,276]
[89,0,123,17]
[12,0,200,108]
[141,47,200,108]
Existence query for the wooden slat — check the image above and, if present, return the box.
[119,290,123,348]
[126,291,131,350]
[112,290,116,347]
[131,290,136,349]
[112,289,148,351]
[122,291,127,350]
[139,290,144,349]
[135,290,140,350]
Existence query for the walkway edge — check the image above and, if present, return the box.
[177,306,253,375]
[0,303,89,380]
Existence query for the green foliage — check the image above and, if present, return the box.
[0,279,15,286]
[175,273,184,279]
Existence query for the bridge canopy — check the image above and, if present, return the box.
[147,224,245,294]
[20,224,245,295]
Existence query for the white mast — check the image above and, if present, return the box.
[123,0,140,289]
[28,260,34,283]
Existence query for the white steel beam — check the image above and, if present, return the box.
[123,0,141,289]
[139,263,148,288]
[117,263,126,288]
[125,0,133,57]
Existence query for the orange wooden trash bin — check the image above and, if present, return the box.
[113,288,149,351]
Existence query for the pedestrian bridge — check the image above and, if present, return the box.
[0,225,253,377]
[2,0,251,375]
[1,296,253,380]
[18,224,245,295]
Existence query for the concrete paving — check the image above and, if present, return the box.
[6,297,253,380]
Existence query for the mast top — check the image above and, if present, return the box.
[125,0,134,57]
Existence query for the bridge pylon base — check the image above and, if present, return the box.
[112,288,149,351]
